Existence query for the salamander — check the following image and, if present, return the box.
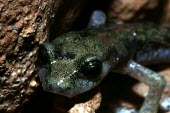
[38,23,170,113]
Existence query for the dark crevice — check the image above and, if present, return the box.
[131,0,169,23]
[49,0,112,41]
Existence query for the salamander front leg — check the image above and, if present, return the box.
[122,60,166,113]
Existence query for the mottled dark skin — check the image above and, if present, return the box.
[38,24,170,113]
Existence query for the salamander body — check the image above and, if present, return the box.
[38,23,170,113]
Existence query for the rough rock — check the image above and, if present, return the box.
[0,0,51,112]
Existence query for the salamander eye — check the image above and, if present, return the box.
[79,56,102,79]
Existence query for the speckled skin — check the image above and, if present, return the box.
[39,24,170,113]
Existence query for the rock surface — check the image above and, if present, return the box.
[0,0,51,112]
